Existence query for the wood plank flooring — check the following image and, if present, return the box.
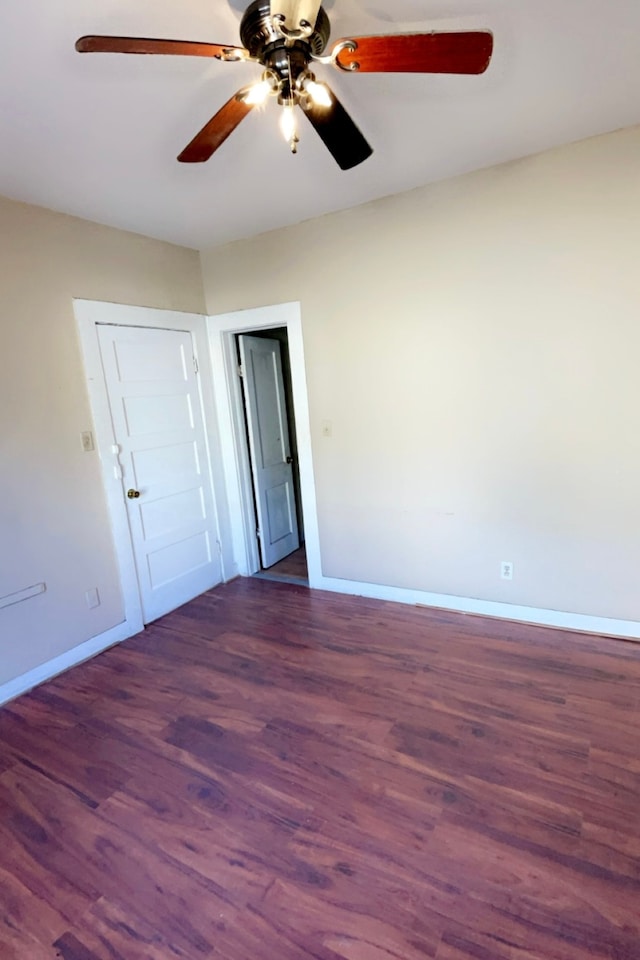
[1,577,640,959]
[256,545,308,583]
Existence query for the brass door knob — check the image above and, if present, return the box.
[127,489,141,499]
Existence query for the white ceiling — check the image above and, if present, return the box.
[1,1,639,250]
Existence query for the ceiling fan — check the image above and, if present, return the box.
[76,0,493,171]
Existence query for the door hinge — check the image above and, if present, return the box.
[238,364,244,379]
[193,356,199,374]
[256,527,262,539]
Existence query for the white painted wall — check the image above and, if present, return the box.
[0,196,205,685]
[201,125,640,623]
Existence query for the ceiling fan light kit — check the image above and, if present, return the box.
[75,0,494,170]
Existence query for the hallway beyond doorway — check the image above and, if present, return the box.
[253,545,308,586]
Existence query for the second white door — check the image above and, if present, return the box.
[239,334,300,568]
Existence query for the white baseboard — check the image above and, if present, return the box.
[0,618,141,708]
[312,574,640,641]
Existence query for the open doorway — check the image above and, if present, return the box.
[207,301,321,588]
[236,327,308,585]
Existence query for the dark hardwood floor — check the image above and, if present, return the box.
[255,545,308,583]
[1,578,640,959]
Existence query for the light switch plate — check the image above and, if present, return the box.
[85,587,100,609]
[81,431,95,453]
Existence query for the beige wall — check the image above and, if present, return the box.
[201,125,640,622]
[0,196,205,685]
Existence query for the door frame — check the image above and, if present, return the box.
[74,299,229,637]
[207,302,322,584]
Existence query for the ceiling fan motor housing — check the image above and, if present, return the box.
[240,1,331,60]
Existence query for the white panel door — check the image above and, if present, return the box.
[98,324,222,622]
[239,335,300,568]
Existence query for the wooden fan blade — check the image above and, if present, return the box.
[331,31,494,74]
[75,36,246,59]
[178,90,255,163]
[302,87,372,171]
[270,0,322,31]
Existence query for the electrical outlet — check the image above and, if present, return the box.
[321,420,333,438]
[85,587,100,609]
[501,561,514,581]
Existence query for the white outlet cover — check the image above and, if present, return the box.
[501,562,514,580]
